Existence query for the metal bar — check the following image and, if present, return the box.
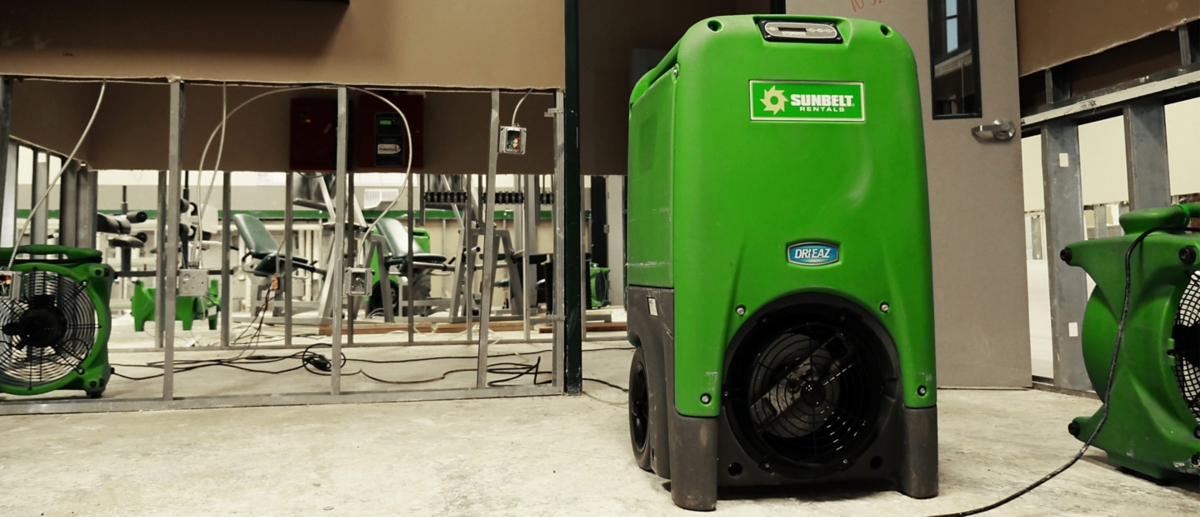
[1093,205,1109,239]
[0,77,11,248]
[1023,65,1200,127]
[77,166,96,249]
[155,170,167,352]
[1123,99,1172,211]
[477,90,501,389]
[163,80,186,401]
[220,170,232,347]
[284,172,294,347]
[563,0,584,393]
[0,140,15,248]
[347,171,355,346]
[1182,20,1199,66]
[522,174,535,340]
[0,385,563,416]
[58,161,79,248]
[1045,65,1071,105]
[331,87,348,395]
[1041,120,1090,392]
[552,89,571,391]
[1031,214,1044,260]
[30,151,48,245]
[406,130,416,345]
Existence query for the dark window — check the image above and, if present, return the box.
[929,0,981,118]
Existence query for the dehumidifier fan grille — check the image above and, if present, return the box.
[725,299,895,476]
[1172,270,1200,422]
[0,270,99,390]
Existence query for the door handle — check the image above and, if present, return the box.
[972,119,1015,141]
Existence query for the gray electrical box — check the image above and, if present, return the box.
[178,269,208,298]
[345,268,373,297]
[499,125,527,155]
[0,271,20,301]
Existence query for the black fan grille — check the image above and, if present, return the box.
[0,270,98,389]
[726,300,895,475]
[1173,270,1200,423]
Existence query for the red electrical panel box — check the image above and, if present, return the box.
[355,92,424,170]
[289,98,338,172]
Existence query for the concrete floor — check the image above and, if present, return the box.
[2,339,1199,515]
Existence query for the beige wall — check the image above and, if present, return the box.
[579,0,749,175]
[12,81,558,174]
[0,0,564,90]
[1016,0,1200,77]
[9,80,101,161]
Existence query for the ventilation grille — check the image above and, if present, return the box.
[725,299,895,476]
[0,271,98,390]
[1173,270,1200,422]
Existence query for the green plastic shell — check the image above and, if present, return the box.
[0,246,115,397]
[1064,220,1200,478]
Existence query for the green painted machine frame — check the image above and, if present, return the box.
[131,279,220,332]
[0,245,116,398]
[1062,203,1200,479]
[625,15,938,510]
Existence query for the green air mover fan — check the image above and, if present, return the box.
[0,245,116,399]
[1061,203,1200,479]
[624,16,937,511]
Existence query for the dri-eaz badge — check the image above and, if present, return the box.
[788,242,839,266]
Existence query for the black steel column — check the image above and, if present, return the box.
[564,0,584,394]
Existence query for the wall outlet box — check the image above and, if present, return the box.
[178,269,208,298]
[500,125,527,155]
[346,268,373,297]
[0,271,20,301]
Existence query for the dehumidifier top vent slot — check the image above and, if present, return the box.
[1172,270,1200,422]
[759,21,843,44]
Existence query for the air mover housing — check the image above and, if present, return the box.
[1063,203,1200,479]
[0,245,116,398]
[625,15,937,510]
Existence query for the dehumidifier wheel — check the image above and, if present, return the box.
[629,347,653,471]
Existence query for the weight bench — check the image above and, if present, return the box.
[368,218,451,317]
[232,214,325,315]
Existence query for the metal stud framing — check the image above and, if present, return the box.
[1123,99,1172,211]
[1041,121,1090,392]
[0,81,573,414]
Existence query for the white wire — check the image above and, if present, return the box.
[346,87,414,261]
[8,82,106,270]
[193,85,326,267]
[511,89,532,127]
[191,83,228,262]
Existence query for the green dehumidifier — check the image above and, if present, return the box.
[625,15,937,510]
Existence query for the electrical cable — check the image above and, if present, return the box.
[8,82,106,270]
[112,344,634,387]
[345,87,414,262]
[583,378,628,393]
[932,225,1200,517]
[511,89,532,127]
[194,85,325,267]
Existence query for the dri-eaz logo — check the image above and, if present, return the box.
[787,242,839,266]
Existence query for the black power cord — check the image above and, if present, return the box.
[934,226,1199,517]
[113,344,635,388]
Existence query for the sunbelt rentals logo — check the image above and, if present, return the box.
[750,81,865,122]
